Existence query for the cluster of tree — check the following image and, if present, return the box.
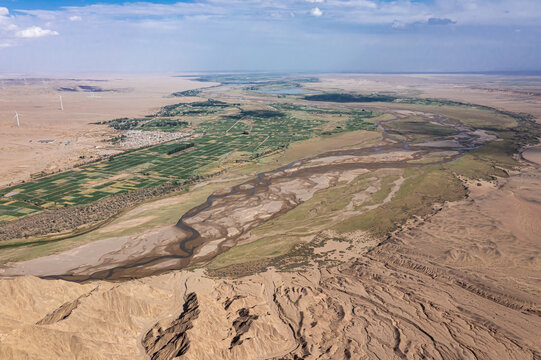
[144,119,189,128]
[240,109,285,118]
[94,117,146,130]
[171,89,202,97]
[158,99,230,117]
[109,134,127,144]
[95,117,190,131]
[305,93,398,103]
[167,142,195,155]
[250,144,288,160]
[321,115,377,136]
[190,99,229,107]
[108,119,142,130]
[345,116,378,131]
[91,117,129,125]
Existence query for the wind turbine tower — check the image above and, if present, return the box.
[14,111,20,127]
[59,95,64,111]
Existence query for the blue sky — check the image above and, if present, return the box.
[0,0,540,73]
[0,1,188,10]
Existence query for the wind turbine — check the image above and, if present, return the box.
[59,95,64,111]
[13,111,21,127]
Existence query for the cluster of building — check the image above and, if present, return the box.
[119,130,196,148]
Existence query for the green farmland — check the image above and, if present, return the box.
[0,100,377,222]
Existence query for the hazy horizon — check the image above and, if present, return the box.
[3,70,541,76]
[0,0,540,73]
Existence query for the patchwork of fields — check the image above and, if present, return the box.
[0,100,376,222]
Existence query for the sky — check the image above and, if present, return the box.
[0,0,540,73]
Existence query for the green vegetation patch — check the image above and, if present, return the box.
[334,167,466,237]
[443,141,519,180]
[207,232,346,278]
[362,174,401,207]
[207,234,300,271]
[386,118,458,142]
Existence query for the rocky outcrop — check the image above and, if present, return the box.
[36,287,97,325]
[143,292,200,360]
[229,308,258,349]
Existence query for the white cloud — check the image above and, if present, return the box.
[356,1,377,9]
[0,7,17,32]
[69,15,82,22]
[12,0,541,27]
[391,20,406,30]
[311,7,323,17]
[16,26,59,38]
